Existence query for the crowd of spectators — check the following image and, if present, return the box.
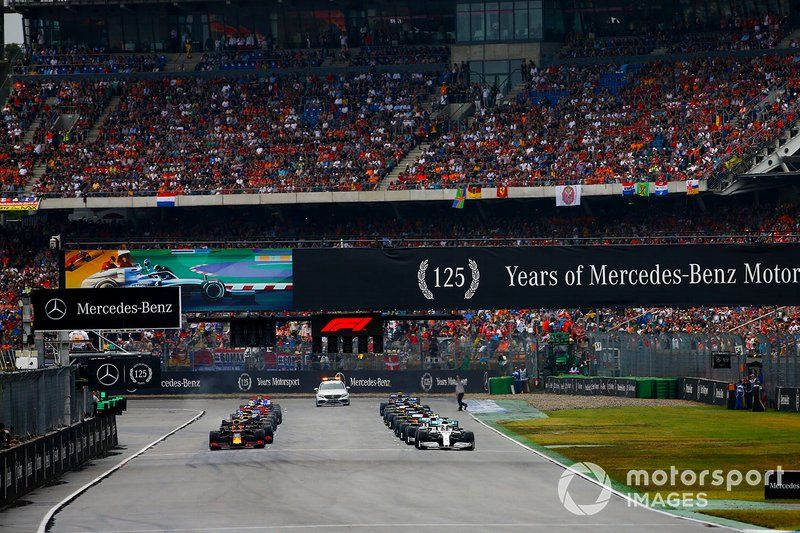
[2,196,800,349]
[31,71,440,195]
[0,224,57,349]
[393,53,800,189]
[559,13,790,58]
[15,46,166,75]
[347,45,450,66]
[195,49,326,71]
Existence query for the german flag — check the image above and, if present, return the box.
[467,186,482,199]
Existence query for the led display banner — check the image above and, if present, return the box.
[293,245,800,310]
[65,245,800,312]
[64,248,292,312]
[311,314,383,337]
[84,356,162,390]
[32,287,182,331]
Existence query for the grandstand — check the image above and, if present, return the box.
[0,0,799,355]
[3,1,800,531]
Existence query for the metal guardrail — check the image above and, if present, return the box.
[0,367,78,440]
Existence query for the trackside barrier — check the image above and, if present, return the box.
[127,369,495,394]
[0,415,118,508]
[776,387,800,412]
[678,377,732,407]
[544,376,638,398]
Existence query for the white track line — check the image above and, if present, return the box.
[37,409,205,533]
[467,411,742,532]
[60,522,695,533]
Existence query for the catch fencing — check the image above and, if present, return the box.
[589,331,800,403]
[0,367,87,439]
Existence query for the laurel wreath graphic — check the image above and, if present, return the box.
[418,260,434,299]
[465,259,480,299]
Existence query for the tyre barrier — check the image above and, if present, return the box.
[0,415,118,508]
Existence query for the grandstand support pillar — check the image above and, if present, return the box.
[58,331,71,367]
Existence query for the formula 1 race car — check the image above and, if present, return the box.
[209,396,283,450]
[209,420,267,450]
[379,393,475,451]
[415,419,475,451]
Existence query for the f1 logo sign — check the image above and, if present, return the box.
[320,317,373,333]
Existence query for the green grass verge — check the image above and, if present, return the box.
[698,509,800,530]
[498,406,800,502]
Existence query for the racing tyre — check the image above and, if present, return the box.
[96,279,117,289]
[462,431,476,451]
[209,430,221,450]
[254,429,266,448]
[264,425,274,444]
[415,429,428,450]
[379,402,388,415]
[201,280,226,301]
[404,427,415,445]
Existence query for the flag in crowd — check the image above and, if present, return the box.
[654,179,669,196]
[686,179,700,195]
[0,196,40,211]
[724,155,742,169]
[467,186,482,199]
[156,192,177,207]
[496,186,508,198]
[635,182,650,197]
[452,187,466,209]
[622,181,635,196]
[555,185,581,207]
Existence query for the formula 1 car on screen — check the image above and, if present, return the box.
[80,263,233,302]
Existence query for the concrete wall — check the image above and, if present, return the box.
[38,181,706,210]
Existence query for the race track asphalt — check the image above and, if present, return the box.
[34,398,727,533]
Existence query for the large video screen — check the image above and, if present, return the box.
[64,248,292,312]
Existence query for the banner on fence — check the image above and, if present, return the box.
[0,415,117,507]
[678,377,731,406]
[776,387,800,412]
[125,369,494,394]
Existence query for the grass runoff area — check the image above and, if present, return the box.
[498,405,800,530]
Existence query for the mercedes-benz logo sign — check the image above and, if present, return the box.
[44,298,67,321]
[420,372,433,392]
[237,372,252,392]
[96,363,120,387]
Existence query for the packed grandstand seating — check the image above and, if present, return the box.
[195,49,326,71]
[559,13,789,58]
[347,45,450,66]
[2,197,799,350]
[30,71,440,195]
[0,51,794,195]
[0,43,794,195]
[14,46,167,75]
[393,54,800,189]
